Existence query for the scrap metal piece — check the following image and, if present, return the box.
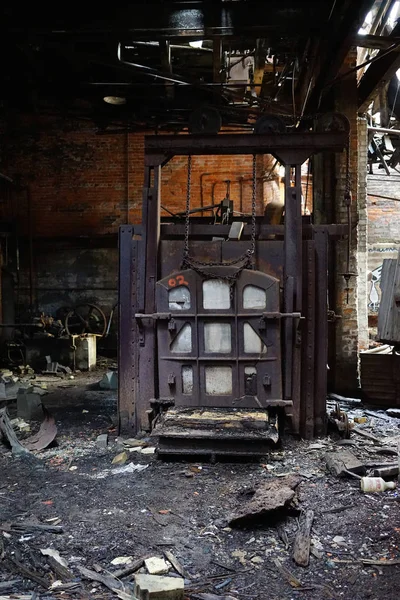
[0,405,57,453]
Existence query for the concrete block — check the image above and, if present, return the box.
[17,387,44,420]
[96,434,108,448]
[74,334,97,371]
[145,557,170,575]
[134,574,184,600]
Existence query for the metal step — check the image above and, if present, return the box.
[151,407,280,458]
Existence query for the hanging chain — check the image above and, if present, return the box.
[342,134,354,303]
[181,154,258,280]
[181,155,192,269]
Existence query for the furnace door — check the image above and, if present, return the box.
[156,266,282,408]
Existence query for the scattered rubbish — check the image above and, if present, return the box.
[273,558,302,588]
[332,536,346,545]
[354,417,368,424]
[145,556,170,575]
[360,477,396,492]
[353,428,384,444]
[293,509,314,567]
[164,551,187,578]
[78,565,123,593]
[373,464,399,478]
[328,393,362,406]
[376,447,397,456]
[96,433,108,448]
[113,556,147,579]
[112,463,148,475]
[111,556,134,566]
[386,408,400,418]
[123,438,146,448]
[325,449,365,478]
[10,418,31,433]
[231,550,247,566]
[141,447,156,455]
[193,595,237,600]
[112,451,128,465]
[40,547,68,568]
[214,577,233,588]
[99,370,118,390]
[229,475,301,526]
[134,573,184,600]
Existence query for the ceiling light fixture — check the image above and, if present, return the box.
[103,96,127,105]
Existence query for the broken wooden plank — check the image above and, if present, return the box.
[0,581,20,593]
[113,556,146,579]
[46,555,74,582]
[353,428,384,444]
[293,510,314,567]
[325,450,365,477]
[10,559,48,589]
[6,522,64,534]
[273,558,302,588]
[373,465,399,478]
[164,550,187,578]
[77,565,123,592]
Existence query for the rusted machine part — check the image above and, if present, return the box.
[330,402,351,438]
[0,405,57,454]
[65,303,107,337]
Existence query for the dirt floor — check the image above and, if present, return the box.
[1,371,400,600]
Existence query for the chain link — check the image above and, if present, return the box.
[181,154,258,280]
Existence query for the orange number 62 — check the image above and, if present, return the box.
[168,274,189,288]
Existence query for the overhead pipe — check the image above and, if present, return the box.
[368,125,400,135]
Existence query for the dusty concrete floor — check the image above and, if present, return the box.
[1,372,400,599]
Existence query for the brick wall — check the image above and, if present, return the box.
[332,50,367,392]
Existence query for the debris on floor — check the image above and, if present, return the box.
[99,370,118,390]
[2,373,400,599]
[228,475,301,526]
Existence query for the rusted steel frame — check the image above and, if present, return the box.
[137,165,162,431]
[313,229,328,436]
[283,168,297,401]
[301,241,316,439]
[144,132,348,165]
[160,223,348,238]
[118,225,136,433]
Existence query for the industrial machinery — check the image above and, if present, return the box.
[118,127,349,457]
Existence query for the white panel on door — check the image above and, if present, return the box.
[182,365,193,394]
[204,323,231,353]
[205,366,232,395]
[203,280,230,309]
[168,286,191,310]
[171,323,192,353]
[243,285,267,309]
[244,323,267,354]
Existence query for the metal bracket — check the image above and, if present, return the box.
[262,312,302,320]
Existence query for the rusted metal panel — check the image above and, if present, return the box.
[155,266,284,410]
[118,225,136,433]
[145,132,348,163]
[314,229,328,436]
[160,240,222,278]
[137,166,162,431]
[301,241,316,439]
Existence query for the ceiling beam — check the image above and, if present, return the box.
[304,0,375,113]
[358,21,400,112]
[356,33,400,50]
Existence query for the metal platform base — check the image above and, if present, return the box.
[151,407,280,459]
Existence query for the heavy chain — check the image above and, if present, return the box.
[181,154,258,280]
[182,154,192,268]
